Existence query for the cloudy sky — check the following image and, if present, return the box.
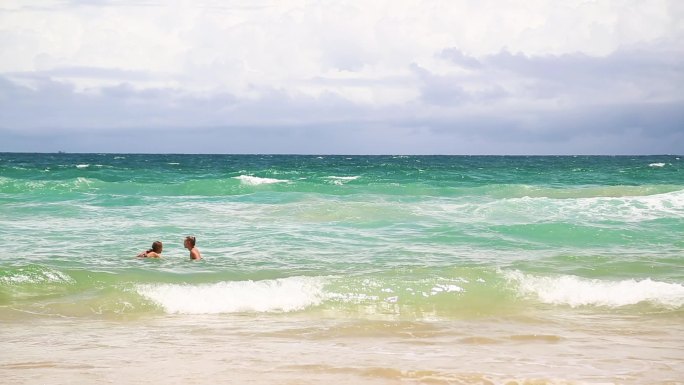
[1,0,682,154]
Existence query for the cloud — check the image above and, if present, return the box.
[439,49,483,70]
[2,67,681,155]
[1,1,683,154]
[484,45,684,103]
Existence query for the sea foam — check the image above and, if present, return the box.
[506,271,684,309]
[0,266,73,285]
[325,176,360,185]
[136,276,326,314]
[466,189,684,224]
[234,175,289,185]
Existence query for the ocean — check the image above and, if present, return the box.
[1,153,683,384]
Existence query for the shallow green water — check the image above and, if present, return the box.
[1,153,683,319]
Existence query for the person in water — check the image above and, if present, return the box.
[137,241,163,258]
[184,236,202,260]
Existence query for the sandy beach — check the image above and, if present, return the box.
[3,310,684,384]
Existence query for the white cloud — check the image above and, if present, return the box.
[0,0,682,153]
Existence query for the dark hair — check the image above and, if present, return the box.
[185,236,196,247]
[149,241,163,253]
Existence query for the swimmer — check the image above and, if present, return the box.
[137,241,163,258]
[184,236,202,260]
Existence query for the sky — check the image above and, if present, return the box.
[0,0,683,154]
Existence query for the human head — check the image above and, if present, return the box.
[151,241,163,253]
[184,236,196,248]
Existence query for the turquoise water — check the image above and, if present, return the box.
[1,153,683,319]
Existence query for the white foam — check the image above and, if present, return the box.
[76,164,89,168]
[430,284,464,294]
[326,292,380,303]
[325,176,359,185]
[649,163,666,167]
[74,177,93,187]
[506,271,684,309]
[234,175,289,185]
[447,189,684,224]
[327,176,359,181]
[0,267,73,284]
[136,276,326,314]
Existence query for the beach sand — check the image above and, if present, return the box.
[3,312,683,385]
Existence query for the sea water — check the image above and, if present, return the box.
[1,153,683,384]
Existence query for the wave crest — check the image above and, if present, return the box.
[0,265,73,285]
[136,276,326,314]
[234,175,289,185]
[506,271,684,309]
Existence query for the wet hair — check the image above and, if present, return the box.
[185,236,196,247]
[149,241,163,253]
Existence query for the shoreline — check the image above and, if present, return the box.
[2,313,683,385]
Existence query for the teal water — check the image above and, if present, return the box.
[1,153,683,319]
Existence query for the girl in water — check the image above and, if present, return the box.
[137,241,163,258]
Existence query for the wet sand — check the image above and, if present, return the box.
[2,311,683,385]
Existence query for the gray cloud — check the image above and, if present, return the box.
[1,42,683,155]
[436,44,684,104]
[411,62,509,107]
[2,69,681,155]
[439,48,483,70]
